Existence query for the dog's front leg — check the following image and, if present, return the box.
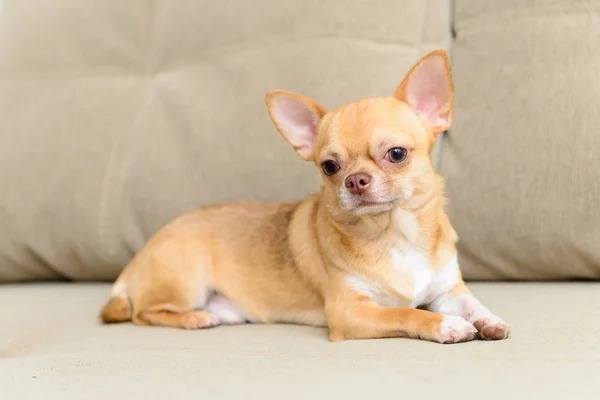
[325,296,477,344]
[427,281,511,340]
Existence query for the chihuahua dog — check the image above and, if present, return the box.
[100,50,510,343]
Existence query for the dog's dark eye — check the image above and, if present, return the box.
[322,160,340,176]
[387,147,408,163]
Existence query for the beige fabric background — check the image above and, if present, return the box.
[441,0,600,279]
[3,0,599,282]
[0,0,450,281]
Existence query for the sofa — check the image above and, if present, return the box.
[1,1,599,398]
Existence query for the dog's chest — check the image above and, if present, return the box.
[390,249,435,305]
[348,249,459,308]
[346,208,459,308]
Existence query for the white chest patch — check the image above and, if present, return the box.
[391,248,432,302]
[347,252,460,308]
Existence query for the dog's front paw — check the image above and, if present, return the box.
[438,315,477,344]
[472,316,511,340]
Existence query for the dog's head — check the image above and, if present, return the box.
[266,50,454,216]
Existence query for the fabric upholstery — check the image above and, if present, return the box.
[1,283,598,399]
[441,0,600,279]
[0,0,451,282]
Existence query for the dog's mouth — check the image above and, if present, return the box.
[338,186,402,213]
[358,200,391,207]
[352,197,400,214]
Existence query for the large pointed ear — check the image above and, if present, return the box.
[394,49,454,135]
[265,90,328,161]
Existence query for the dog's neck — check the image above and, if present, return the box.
[321,186,448,255]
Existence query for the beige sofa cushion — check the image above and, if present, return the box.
[0,0,451,281]
[440,0,600,279]
[1,283,598,398]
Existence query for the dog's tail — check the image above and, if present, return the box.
[100,266,133,323]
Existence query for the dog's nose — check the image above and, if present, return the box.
[345,173,372,195]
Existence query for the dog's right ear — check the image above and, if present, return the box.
[265,90,328,162]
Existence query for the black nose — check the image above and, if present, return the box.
[344,173,372,195]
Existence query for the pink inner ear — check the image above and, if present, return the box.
[405,57,452,127]
[272,96,319,158]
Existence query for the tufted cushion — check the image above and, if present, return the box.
[0,0,451,281]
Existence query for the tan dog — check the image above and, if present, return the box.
[100,50,511,343]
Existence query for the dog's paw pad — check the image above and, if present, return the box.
[439,315,477,344]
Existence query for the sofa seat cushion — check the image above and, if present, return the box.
[1,282,598,398]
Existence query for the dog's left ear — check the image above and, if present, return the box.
[394,49,454,135]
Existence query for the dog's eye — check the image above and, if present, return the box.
[321,160,340,176]
[387,147,408,163]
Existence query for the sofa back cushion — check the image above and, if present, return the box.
[440,0,600,279]
[0,0,450,281]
